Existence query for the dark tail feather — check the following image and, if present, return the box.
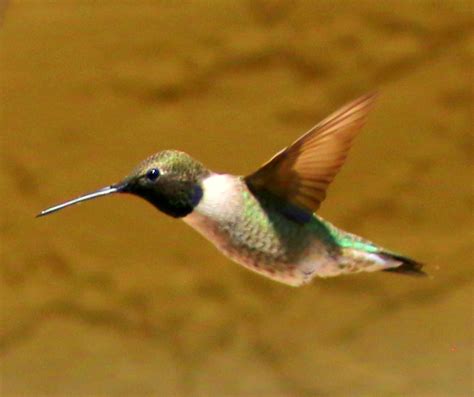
[380,252,427,277]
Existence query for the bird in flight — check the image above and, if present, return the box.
[38,93,425,286]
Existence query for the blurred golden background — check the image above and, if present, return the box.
[1,1,472,396]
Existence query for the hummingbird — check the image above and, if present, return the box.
[38,93,425,286]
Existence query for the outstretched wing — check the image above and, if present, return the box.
[245,92,378,213]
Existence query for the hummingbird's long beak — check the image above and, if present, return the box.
[36,184,124,218]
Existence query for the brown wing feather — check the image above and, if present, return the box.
[245,92,378,212]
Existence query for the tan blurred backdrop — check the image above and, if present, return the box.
[0,1,473,396]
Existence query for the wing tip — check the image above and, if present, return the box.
[245,89,381,213]
[359,89,380,102]
[350,89,380,112]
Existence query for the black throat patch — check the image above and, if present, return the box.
[132,181,203,218]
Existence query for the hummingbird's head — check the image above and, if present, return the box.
[37,150,210,218]
[121,150,210,217]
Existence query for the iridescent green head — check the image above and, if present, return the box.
[122,150,210,217]
[37,150,210,218]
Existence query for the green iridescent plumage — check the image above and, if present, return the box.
[38,93,424,285]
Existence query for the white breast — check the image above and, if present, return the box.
[188,173,242,221]
[182,173,241,239]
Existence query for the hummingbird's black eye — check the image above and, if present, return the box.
[145,168,160,182]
